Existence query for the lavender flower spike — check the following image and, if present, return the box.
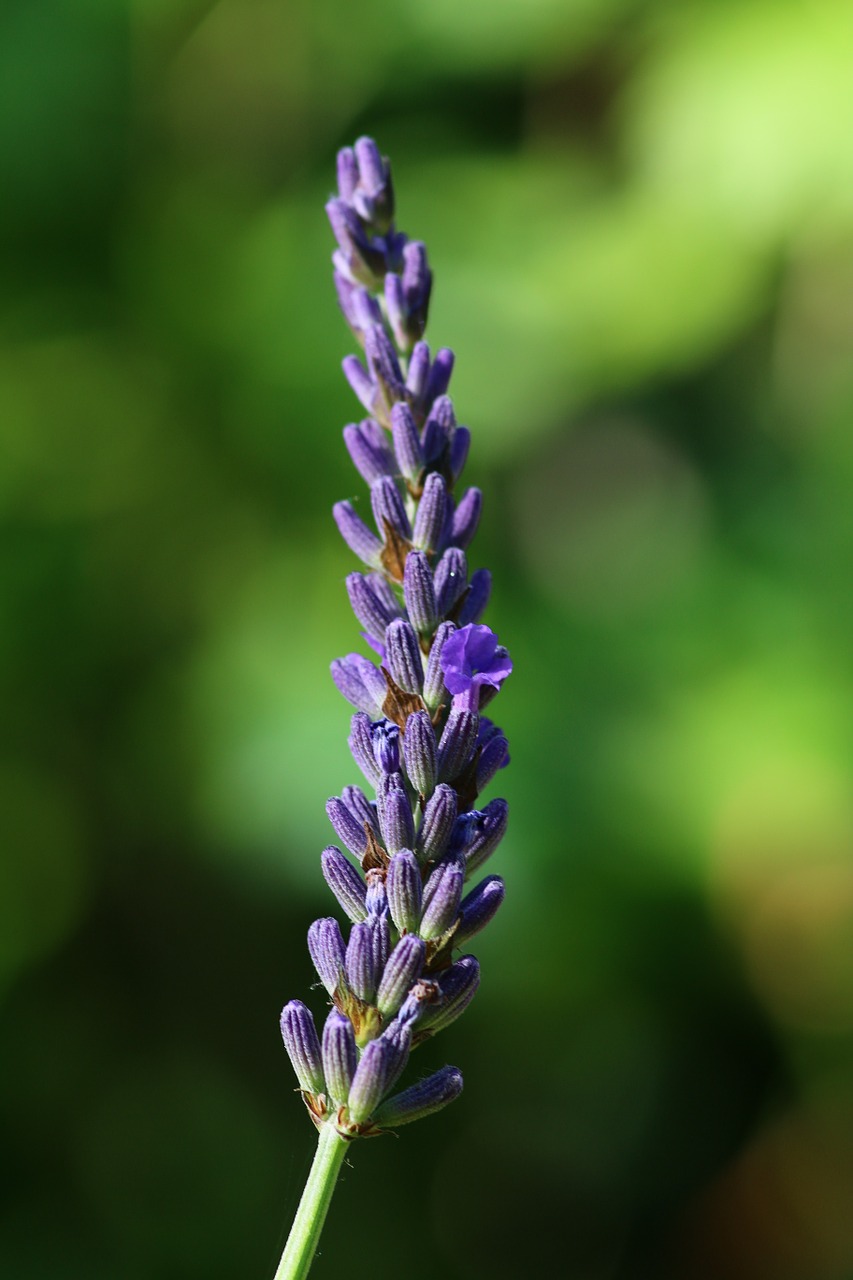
[276,137,515,1280]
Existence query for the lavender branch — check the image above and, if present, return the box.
[276,136,512,1278]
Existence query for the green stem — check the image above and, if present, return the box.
[274,1121,349,1280]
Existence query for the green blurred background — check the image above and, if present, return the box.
[2,0,853,1276]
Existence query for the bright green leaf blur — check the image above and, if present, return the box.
[3,0,853,1277]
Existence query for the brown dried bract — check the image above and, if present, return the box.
[361,826,389,872]
[302,1090,328,1131]
[379,517,412,583]
[381,667,426,728]
[334,986,382,1044]
[334,1105,387,1141]
[425,927,458,973]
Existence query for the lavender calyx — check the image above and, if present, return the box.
[280,136,512,1141]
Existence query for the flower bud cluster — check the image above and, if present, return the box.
[281,137,512,1138]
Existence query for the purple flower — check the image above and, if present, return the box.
[280,138,514,1147]
[440,623,513,712]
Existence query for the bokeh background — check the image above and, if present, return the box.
[3,0,853,1277]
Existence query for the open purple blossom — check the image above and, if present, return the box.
[279,137,512,1170]
[440,623,513,712]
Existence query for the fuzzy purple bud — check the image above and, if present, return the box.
[449,486,482,550]
[476,724,510,793]
[377,1018,413,1093]
[365,325,407,425]
[307,918,346,998]
[376,771,415,855]
[373,1065,463,1128]
[422,622,456,712]
[342,353,378,416]
[418,954,480,1035]
[336,147,358,203]
[412,472,448,554]
[456,568,492,627]
[407,344,455,418]
[384,271,409,354]
[455,875,505,946]
[384,618,424,695]
[365,867,388,918]
[448,425,471,483]
[386,241,432,353]
[403,550,438,634]
[390,402,423,485]
[345,921,377,1003]
[424,347,455,405]
[421,394,455,467]
[420,855,465,940]
[350,136,394,232]
[371,475,412,542]
[377,934,427,1018]
[405,341,431,406]
[326,792,372,859]
[347,1037,389,1124]
[331,654,388,718]
[321,846,368,923]
[371,720,401,774]
[326,197,386,285]
[334,500,383,568]
[348,712,381,786]
[437,705,479,783]
[416,783,458,862]
[322,1009,358,1106]
[386,849,423,934]
[434,547,468,617]
[402,708,437,796]
[373,572,403,619]
[370,912,391,976]
[343,420,395,486]
[455,797,509,874]
[334,275,383,344]
[346,572,399,644]
[280,1001,325,1095]
[346,784,379,830]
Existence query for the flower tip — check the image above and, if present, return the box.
[372,1064,464,1128]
